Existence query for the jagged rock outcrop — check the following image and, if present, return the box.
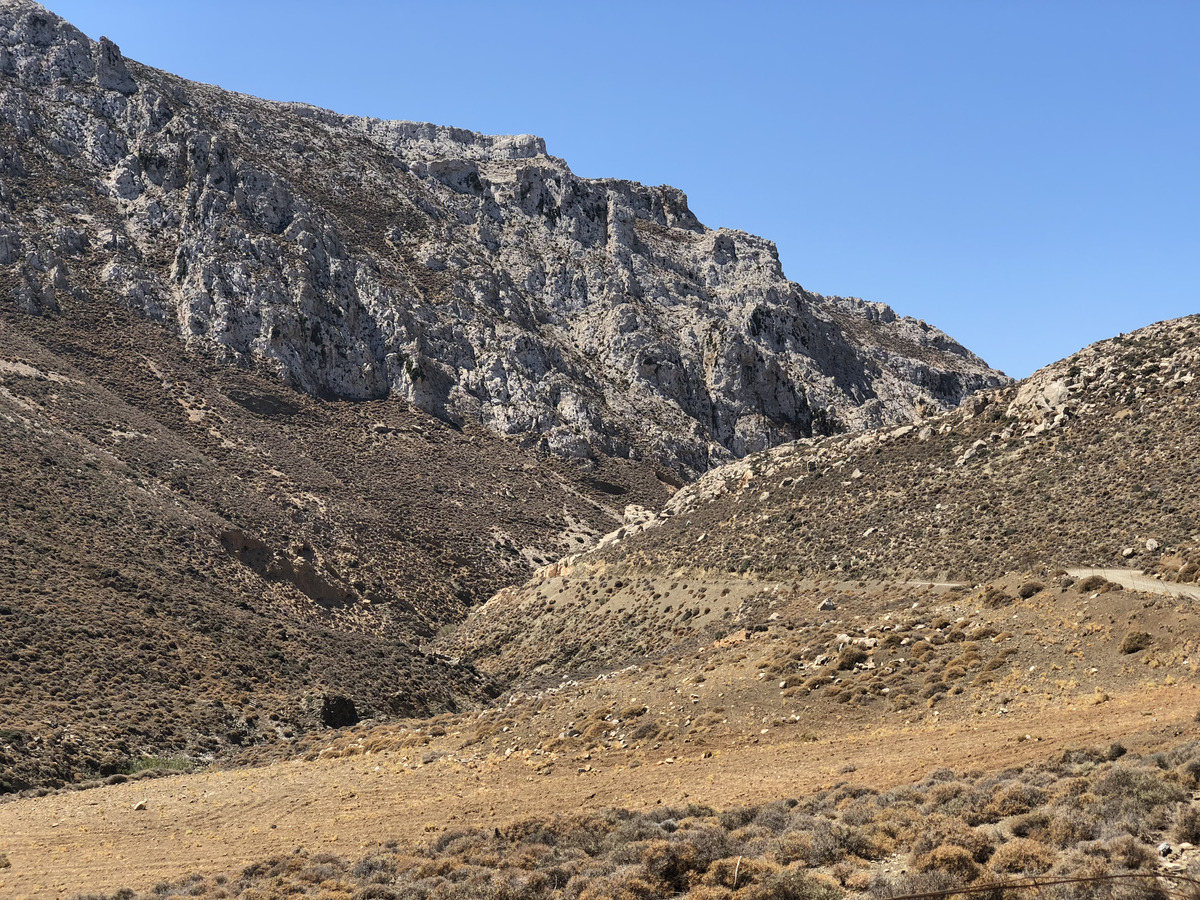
[0,0,1008,476]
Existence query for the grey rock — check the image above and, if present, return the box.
[0,0,1010,477]
[94,36,135,94]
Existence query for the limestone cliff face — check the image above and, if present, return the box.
[0,0,1009,476]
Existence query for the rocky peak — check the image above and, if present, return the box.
[0,0,1009,477]
[0,0,126,92]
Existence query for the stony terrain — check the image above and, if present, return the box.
[4,318,1182,900]
[0,297,674,792]
[0,0,1005,480]
[3,3,1199,899]
[4,570,1200,898]
[447,317,1200,678]
[0,0,1011,795]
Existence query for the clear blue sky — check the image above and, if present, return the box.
[50,0,1198,378]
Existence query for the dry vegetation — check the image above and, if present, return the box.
[1154,548,1200,587]
[4,562,1200,898]
[385,572,1200,790]
[72,738,1200,900]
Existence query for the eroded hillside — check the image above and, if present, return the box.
[0,0,1014,794]
[0,297,672,792]
[448,316,1200,679]
[5,567,1200,898]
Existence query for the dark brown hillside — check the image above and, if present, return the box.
[0,294,671,793]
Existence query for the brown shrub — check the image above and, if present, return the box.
[737,870,843,900]
[640,840,702,893]
[909,814,994,863]
[578,872,664,900]
[1017,581,1044,599]
[914,844,981,882]
[835,646,868,671]
[983,588,1013,608]
[981,783,1047,820]
[700,856,777,889]
[1104,834,1157,870]
[1172,804,1200,844]
[988,838,1056,874]
[1046,809,1100,847]
[776,832,814,866]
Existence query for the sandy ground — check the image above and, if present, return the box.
[1,686,1196,899]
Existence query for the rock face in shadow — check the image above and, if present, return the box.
[317,695,358,729]
[0,0,1006,478]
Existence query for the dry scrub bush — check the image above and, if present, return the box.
[989,837,1057,874]
[914,844,981,881]
[736,870,843,900]
[1119,632,1152,654]
[700,856,778,889]
[1171,804,1200,843]
[1103,834,1159,871]
[983,782,1049,820]
[122,740,1200,900]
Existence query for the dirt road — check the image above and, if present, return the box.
[1,687,1195,899]
[1067,567,1200,601]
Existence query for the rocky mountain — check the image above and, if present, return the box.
[0,0,1006,481]
[446,315,1200,680]
[5,4,1200,896]
[0,0,1014,793]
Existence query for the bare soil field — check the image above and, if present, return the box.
[1,685,1195,899]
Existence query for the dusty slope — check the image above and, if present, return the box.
[4,697,1192,899]
[0,295,673,793]
[0,0,1007,478]
[3,573,1200,898]
[448,316,1200,678]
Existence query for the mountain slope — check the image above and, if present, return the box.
[447,315,1200,679]
[0,0,1011,792]
[0,298,671,792]
[0,0,1006,479]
